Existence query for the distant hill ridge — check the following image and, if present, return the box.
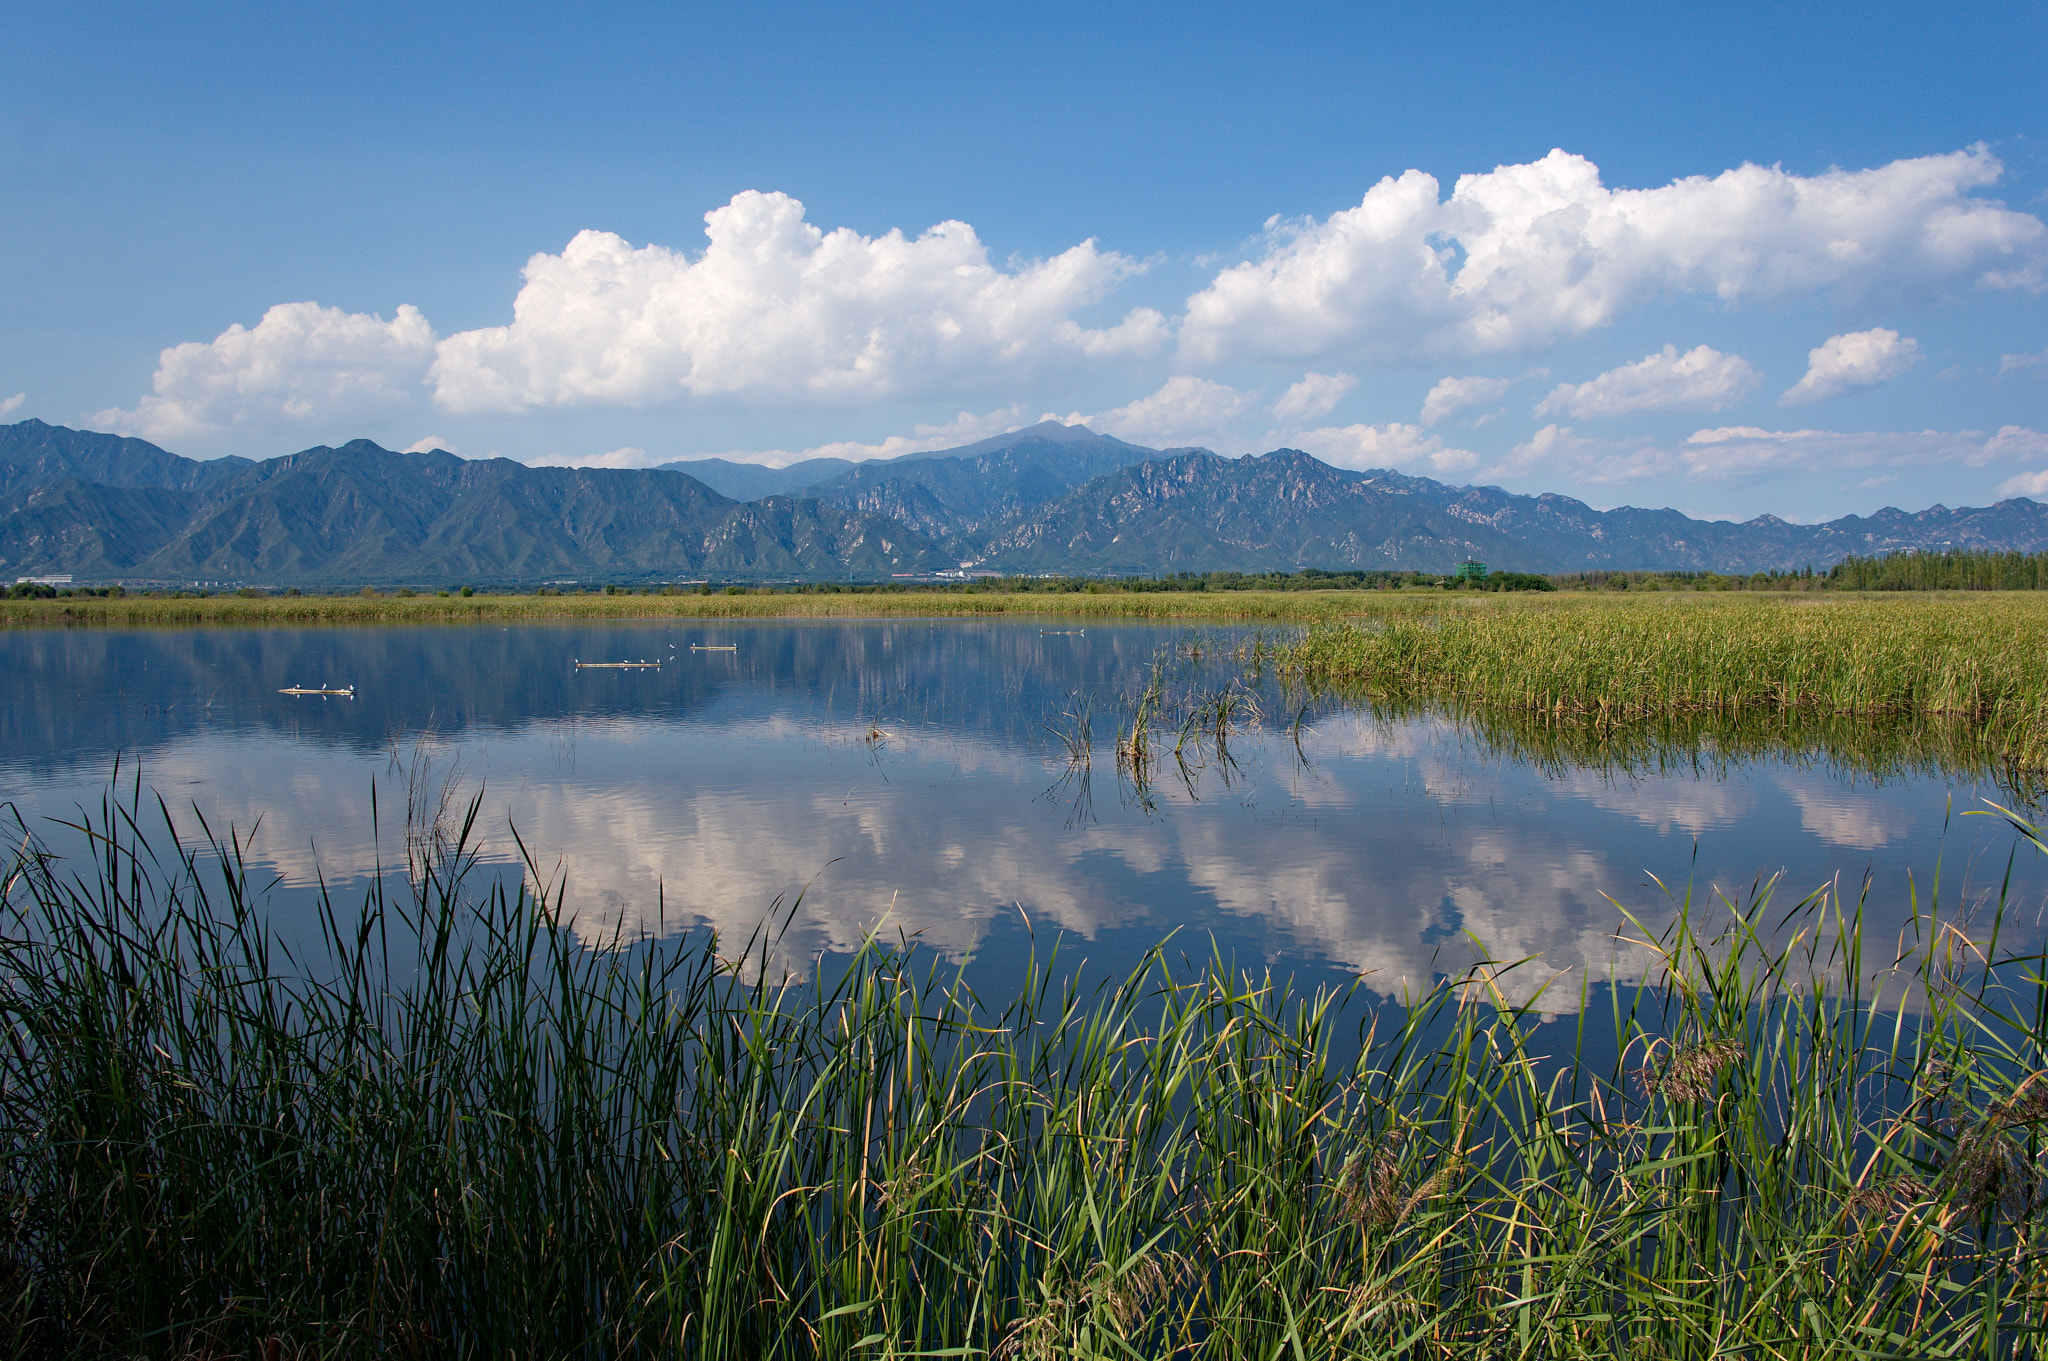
[0,419,252,497]
[959,447,2048,577]
[653,420,1174,512]
[2,417,2044,583]
[0,423,940,580]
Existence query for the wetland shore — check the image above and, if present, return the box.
[4,581,2044,626]
[13,587,2048,769]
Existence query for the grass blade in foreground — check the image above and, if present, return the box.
[2,787,2045,1357]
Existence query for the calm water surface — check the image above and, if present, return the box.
[3,619,2041,1011]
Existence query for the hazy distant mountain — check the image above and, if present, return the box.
[4,418,2046,583]
[1332,469,2048,574]
[0,479,202,575]
[0,418,249,497]
[957,450,1535,574]
[0,429,942,582]
[958,451,2048,575]
[650,455,858,500]
[805,421,1180,539]
[659,421,1173,536]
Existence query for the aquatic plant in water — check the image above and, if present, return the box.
[1,780,2046,1357]
[1290,594,2048,775]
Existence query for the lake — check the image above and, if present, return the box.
[3,618,2041,1013]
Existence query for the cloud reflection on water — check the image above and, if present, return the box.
[2,622,2036,1017]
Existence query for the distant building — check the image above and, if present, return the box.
[1452,560,1488,581]
[15,574,72,585]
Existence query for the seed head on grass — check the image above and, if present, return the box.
[1632,1034,1744,1105]
[1340,1131,1409,1230]
[1840,1173,1931,1230]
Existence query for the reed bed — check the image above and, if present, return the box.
[1290,594,2048,773]
[1052,629,2045,826]
[4,788,2047,1359]
[1365,697,2045,805]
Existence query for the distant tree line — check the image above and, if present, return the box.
[936,568,1554,593]
[1554,551,2048,593]
[1552,568,1827,592]
[8,583,125,599]
[16,550,2048,598]
[1824,549,2048,591]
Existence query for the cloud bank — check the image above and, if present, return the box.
[1537,344,1760,419]
[1482,422,2048,486]
[1779,328,1921,405]
[1271,372,1358,426]
[532,406,1035,470]
[1419,375,1513,426]
[1066,376,1255,448]
[1180,146,2041,365]
[96,302,435,443]
[431,192,1170,413]
[92,147,2046,465]
[1291,422,1481,475]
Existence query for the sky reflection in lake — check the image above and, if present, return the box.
[2,619,2041,1012]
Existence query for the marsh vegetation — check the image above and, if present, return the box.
[9,595,2048,1356]
[1288,594,2048,776]
[4,781,2047,1358]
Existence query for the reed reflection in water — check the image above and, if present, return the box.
[0,620,2041,1014]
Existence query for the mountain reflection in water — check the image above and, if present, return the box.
[2,620,2041,1014]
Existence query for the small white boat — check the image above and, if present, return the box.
[280,684,355,696]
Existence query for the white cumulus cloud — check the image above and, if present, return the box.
[98,152,2047,446]
[1291,421,1480,475]
[532,445,651,470]
[96,302,436,443]
[1779,328,1921,405]
[1271,372,1358,426]
[1672,423,2047,481]
[780,405,1036,464]
[0,393,24,418]
[1420,375,1513,426]
[1475,421,2048,486]
[1683,424,2012,479]
[1064,376,1255,447]
[403,436,455,454]
[1996,469,2048,498]
[430,191,1168,414]
[1982,425,2048,465]
[1180,146,2044,365]
[1537,344,1760,419]
[546,406,1039,471]
[1482,424,1671,483]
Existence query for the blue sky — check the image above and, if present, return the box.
[4,0,2045,520]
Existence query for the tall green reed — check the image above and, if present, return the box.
[3,781,2046,1358]
[1289,595,2048,773]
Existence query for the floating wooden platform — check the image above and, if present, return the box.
[280,685,355,696]
[690,644,738,651]
[574,659,661,669]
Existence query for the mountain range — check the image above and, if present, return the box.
[0,423,940,581]
[4,417,2045,584]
